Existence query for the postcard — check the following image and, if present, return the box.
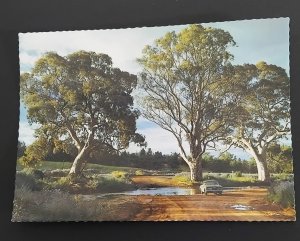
[13,17,295,221]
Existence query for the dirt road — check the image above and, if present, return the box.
[131,175,190,187]
[132,188,295,221]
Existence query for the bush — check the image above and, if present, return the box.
[172,175,192,185]
[111,171,129,179]
[55,176,73,186]
[44,169,69,178]
[268,181,295,208]
[21,168,44,179]
[172,173,192,186]
[46,173,135,194]
[135,170,145,176]
[174,172,190,178]
[271,173,294,182]
[15,172,42,191]
[48,175,91,193]
[234,171,243,177]
[12,186,105,221]
[204,175,262,187]
[96,176,136,193]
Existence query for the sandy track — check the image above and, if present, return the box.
[131,175,189,187]
[132,189,295,221]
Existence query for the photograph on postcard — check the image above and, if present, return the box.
[12,17,295,221]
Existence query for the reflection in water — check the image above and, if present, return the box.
[121,187,200,196]
[231,204,254,210]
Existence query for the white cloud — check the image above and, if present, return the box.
[19,25,187,74]
[18,122,39,145]
[128,123,252,160]
[18,18,290,159]
[19,52,39,67]
[127,125,186,154]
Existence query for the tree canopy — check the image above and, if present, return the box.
[137,24,239,181]
[21,51,145,175]
[226,62,291,181]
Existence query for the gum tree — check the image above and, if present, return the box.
[138,25,238,181]
[21,51,145,177]
[226,62,291,182]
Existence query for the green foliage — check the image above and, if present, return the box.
[203,172,264,187]
[55,176,73,187]
[226,62,291,180]
[21,50,145,175]
[234,171,243,177]
[21,168,44,179]
[95,176,136,193]
[268,181,295,208]
[202,152,257,173]
[18,137,49,168]
[111,171,129,179]
[90,149,184,171]
[138,24,238,180]
[135,170,146,175]
[17,141,26,158]
[271,173,294,182]
[39,161,139,174]
[41,169,135,194]
[172,174,192,186]
[267,144,293,173]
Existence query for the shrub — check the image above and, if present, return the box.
[268,181,295,208]
[48,175,91,192]
[46,173,135,194]
[96,176,136,193]
[44,169,69,178]
[111,171,129,179]
[15,172,42,191]
[271,173,294,182]
[55,176,73,186]
[21,168,44,179]
[174,172,190,178]
[172,173,192,186]
[234,171,243,177]
[12,186,105,221]
[135,170,145,176]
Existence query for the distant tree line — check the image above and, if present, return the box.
[18,141,292,174]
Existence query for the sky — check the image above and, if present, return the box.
[18,17,290,160]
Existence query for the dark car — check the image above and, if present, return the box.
[200,180,223,195]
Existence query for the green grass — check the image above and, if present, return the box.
[16,161,141,194]
[171,175,193,186]
[28,161,142,174]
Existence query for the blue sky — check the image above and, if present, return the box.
[18,18,290,159]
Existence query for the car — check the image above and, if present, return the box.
[200,180,223,195]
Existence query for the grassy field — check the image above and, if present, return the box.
[13,160,295,221]
[17,161,142,174]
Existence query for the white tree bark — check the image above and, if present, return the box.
[69,146,89,176]
[252,153,270,182]
[187,159,203,182]
[227,136,271,182]
[177,139,203,182]
[68,127,95,177]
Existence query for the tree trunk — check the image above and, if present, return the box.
[254,155,270,182]
[69,147,89,177]
[188,158,203,182]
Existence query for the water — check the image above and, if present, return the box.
[231,204,254,211]
[96,187,200,197]
[96,186,244,198]
[121,187,200,196]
